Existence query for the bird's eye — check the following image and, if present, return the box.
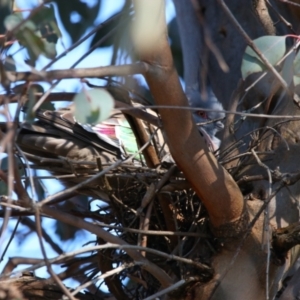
[196,110,207,119]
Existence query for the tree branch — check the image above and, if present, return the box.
[134,0,245,229]
[272,222,300,259]
[6,63,148,82]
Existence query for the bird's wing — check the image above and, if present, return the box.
[32,108,121,156]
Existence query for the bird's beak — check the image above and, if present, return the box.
[198,127,219,152]
[216,121,224,130]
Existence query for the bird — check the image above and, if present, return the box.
[8,86,224,197]
[186,85,225,152]
[10,88,165,199]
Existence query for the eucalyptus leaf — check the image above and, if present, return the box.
[281,50,296,87]
[4,13,24,31]
[16,27,47,64]
[0,182,8,196]
[42,40,57,59]
[26,95,36,123]
[1,155,25,177]
[74,89,115,124]
[241,36,286,79]
[0,154,24,195]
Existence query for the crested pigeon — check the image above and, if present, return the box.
[187,86,225,152]
[8,86,224,197]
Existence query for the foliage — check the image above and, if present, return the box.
[73,88,114,124]
[241,35,300,88]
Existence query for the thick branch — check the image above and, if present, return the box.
[134,0,245,229]
[252,0,276,35]
[272,222,300,258]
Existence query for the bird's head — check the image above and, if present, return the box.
[187,87,225,152]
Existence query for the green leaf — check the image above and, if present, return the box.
[5,12,57,64]
[281,50,296,87]
[40,101,55,111]
[4,13,36,31]
[4,13,24,31]
[31,4,61,43]
[0,181,7,195]
[241,36,286,79]
[19,27,47,63]
[74,89,115,124]
[42,40,57,59]
[1,156,25,176]
[24,84,56,120]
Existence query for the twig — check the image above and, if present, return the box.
[70,262,136,297]
[135,105,300,120]
[251,149,272,300]
[21,217,63,254]
[35,208,76,300]
[277,0,300,8]
[32,13,127,113]
[266,0,295,33]
[219,151,270,165]
[0,201,30,211]
[39,207,174,287]
[38,131,157,206]
[6,62,149,82]
[139,199,154,256]
[0,218,20,262]
[143,279,186,300]
[93,222,207,237]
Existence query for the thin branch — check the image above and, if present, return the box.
[266,0,295,33]
[251,149,272,300]
[34,209,76,300]
[123,105,300,120]
[277,0,300,8]
[70,262,136,297]
[143,279,186,300]
[6,63,149,82]
[272,222,300,259]
[39,207,173,287]
[1,242,212,280]
[0,218,20,262]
